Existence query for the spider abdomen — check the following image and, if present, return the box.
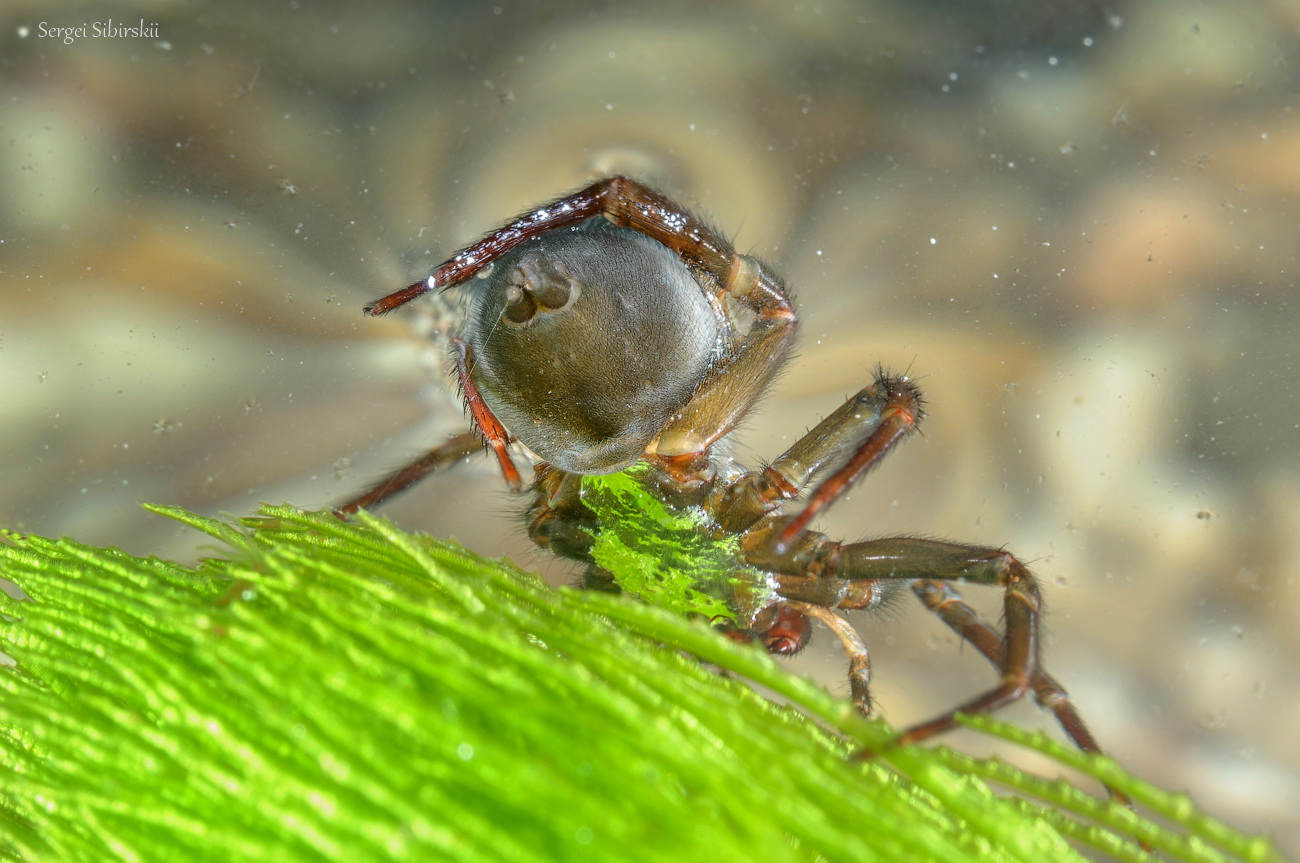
[464,219,728,475]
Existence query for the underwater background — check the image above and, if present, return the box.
[2,0,1297,854]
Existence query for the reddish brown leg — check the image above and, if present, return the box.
[333,431,483,516]
[910,580,1101,751]
[910,580,1138,811]
[887,542,1038,742]
[365,176,767,316]
[651,258,795,459]
[716,373,923,542]
[773,376,922,554]
[781,600,874,717]
[452,337,521,491]
[365,180,619,316]
[772,538,1040,737]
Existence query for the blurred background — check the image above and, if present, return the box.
[1,0,1297,855]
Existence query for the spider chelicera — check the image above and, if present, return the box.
[338,175,1108,757]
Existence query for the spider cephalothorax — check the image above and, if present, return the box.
[340,176,1106,755]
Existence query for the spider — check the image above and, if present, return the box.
[338,175,1107,756]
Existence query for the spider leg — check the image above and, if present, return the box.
[364,175,787,320]
[773,538,1041,741]
[649,268,794,460]
[716,372,922,539]
[909,580,1101,752]
[875,540,1038,742]
[780,600,874,717]
[910,579,1138,810]
[771,376,922,554]
[452,337,522,491]
[364,180,623,316]
[333,430,483,515]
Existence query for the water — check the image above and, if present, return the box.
[2,1,1297,852]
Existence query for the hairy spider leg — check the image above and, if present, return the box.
[365,176,762,316]
[715,373,923,542]
[772,377,923,554]
[908,579,1094,748]
[452,337,522,491]
[648,253,795,464]
[781,600,874,717]
[333,431,483,516]
[715,372,1111,762]
[709,373,924,682]
[363,182,617,316]
[910,580,1138,811]
[773,538,1045,742]
[331,338,521,514]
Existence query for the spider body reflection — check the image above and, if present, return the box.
[340,176,1105,754]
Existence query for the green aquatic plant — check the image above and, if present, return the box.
[0,505,1282,863]
[582,468,758,623]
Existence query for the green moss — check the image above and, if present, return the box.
[581,469,762,622]
[0,506,1283,863]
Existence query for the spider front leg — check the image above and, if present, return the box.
[718,371,923,539]
[363,174,785,321]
